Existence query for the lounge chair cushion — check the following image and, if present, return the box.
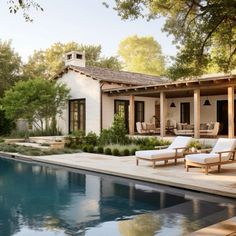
[135,149,176,159]
[211,138,236,159]
[185,153,224,164]
[167,136,192,153]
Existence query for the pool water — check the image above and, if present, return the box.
[0,157,235,236]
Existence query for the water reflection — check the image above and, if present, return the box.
[0,158,235,236]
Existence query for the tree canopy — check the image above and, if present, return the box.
[1,78,70,132]
[111,0,236,79]
[0,40,22,96]
[23,42,122,79]
[118,35,165,76]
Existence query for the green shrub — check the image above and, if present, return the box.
[122,149,130,156]
[69,143,79,149]
[188,140,202,149]
[133,137,170,149]
[87,145,94,153]
[97,146,104,154]
[112,148,120,156]
[104,147,112,155]
[99,114,129,145]
[0,110,15,136]
[85,132,98,146]
[65,130,85,147]
[111,114,128,144]
[82,145,88,152]
[0,138,5,143]
[99,129,113,145]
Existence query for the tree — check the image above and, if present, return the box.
[23,42,122,79]
[7,0,43,22]
[110,0,236,79]
[0,40,22,96]
[118,35,165,76]
[1,78,70,132]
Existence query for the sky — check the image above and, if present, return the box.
[0,0,177,62]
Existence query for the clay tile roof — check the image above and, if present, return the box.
[55,65,167,85]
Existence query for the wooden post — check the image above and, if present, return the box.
[129,95,135,135]
[160,92,166,137]
[228,86,235,138]
[194,89,200,139]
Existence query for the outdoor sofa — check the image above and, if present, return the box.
[173,122,220,137]
[135,136,192,168]
[136,122,160,134]
[185,138,236,174]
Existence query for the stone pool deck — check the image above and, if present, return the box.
[5,151,236,199]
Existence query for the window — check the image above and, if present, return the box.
[76,54,83,59]
[114,100,129,129]
[67,54,72,60]
[69,99,86,133]
[180,102,190,124]
[135,101,145,125]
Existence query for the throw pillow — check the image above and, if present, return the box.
[200,123,208,130]
[141,122,147,130]
[208,122,215,130]
[146,123,155,130]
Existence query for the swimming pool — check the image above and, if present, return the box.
[0,157,235,236]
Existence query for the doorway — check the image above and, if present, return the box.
[114,100,129,130]
[217,100,236,135]
[180,102,190,124]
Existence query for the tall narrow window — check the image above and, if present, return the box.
[114,100,129,130]
[180,102,190,124]
[69,99,86,133]
[135,101,145,129]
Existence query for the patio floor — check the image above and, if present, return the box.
[7,151,236,199]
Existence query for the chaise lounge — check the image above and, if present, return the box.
[185,138,236,174]
[135,136,192,168]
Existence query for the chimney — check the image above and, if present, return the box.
[65,51,86,67]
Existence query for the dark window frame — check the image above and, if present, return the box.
[114,99,129,130]
[180,102,190,124]
[69,99,86,133]
[135,101,145,130]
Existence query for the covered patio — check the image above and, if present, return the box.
[103,73,236,139]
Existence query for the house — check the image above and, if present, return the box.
[54,51,236,138]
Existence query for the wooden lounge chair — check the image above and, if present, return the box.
[135,136,192,168]
[185,138,236,175]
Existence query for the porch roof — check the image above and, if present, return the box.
[103,73,236,98]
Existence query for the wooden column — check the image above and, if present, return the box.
[160,92,166,137]
[129,95,135,135]
[228,86,235,138]
[194,89,200,139]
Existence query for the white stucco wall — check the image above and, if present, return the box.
[56,70,101,135]
[102,94,158,129]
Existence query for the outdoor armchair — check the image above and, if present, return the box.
[185,138,236,174]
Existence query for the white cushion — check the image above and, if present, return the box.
[185,153,223,164]
[167,136,192,153]
[211,138,236,160]
[135,149,176,159]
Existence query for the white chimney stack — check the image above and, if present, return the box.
[65,51,86,67]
